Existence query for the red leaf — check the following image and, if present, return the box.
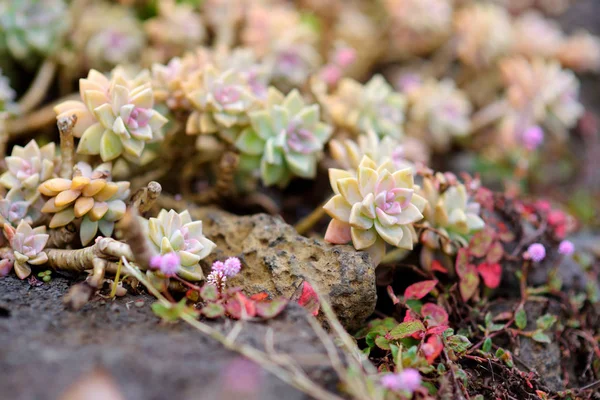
[2,224,15,242]
[387,285,400,305]
[431,260,448,274]
[422,335,443,364]
[421,303,449,327]
[427,325,449,335]
[225,293,257,319]
[250,292,269,301]
[291,281,319,316]
[403,309,420,323]
[459,264,480,301]
[404,280,438,300]
[477,262,502,289]
[486,241,504,264]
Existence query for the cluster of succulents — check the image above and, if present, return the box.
[323,156,427,265]
[419,174,485,255]
[0,0,69,62]
[38,162,129,245]
[140,209,216,283]
[235,88,332,187]
[55,67,168,162]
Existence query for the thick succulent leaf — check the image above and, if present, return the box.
[80,216,99,246]
[235,128,265,156]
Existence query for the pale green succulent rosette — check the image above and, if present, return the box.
[235,88,332,188]
[420,177,485,254]
[139,209,216,282]
[5,220,49,279]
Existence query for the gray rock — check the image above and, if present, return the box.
[193,208,377,332]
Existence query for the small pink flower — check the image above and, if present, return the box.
[522,126,544,151]
[211,260,225,272]
[207,270,227,291]
[380,369,422,393]
[150,252,180,276]
[558,240,574,255]
[334,47,356,68]
[526,243,546,262]
[223,257,241,277]
[320,64,342,86]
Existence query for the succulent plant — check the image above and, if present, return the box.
[329,130,429,172]
[0,0,69,62]
[420,175,485,254]
[71,3,145,71]
[453,3,513,69]
[512,12,564,59]
[500,57,584,141]
[406,79,472,152]
[323,156,427,265]
[54,68,168,162]
[38,162,130,245]
[0,140,56,200]
[140,209,216,281]
[3,220,48,279]
[235,88,332,187]
[384,0,453,57]
[0,68,15,111]
[0,188,43,227]
[184,65,260,143]
[325,75,406,139]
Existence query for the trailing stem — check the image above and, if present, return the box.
[58,114,77,179]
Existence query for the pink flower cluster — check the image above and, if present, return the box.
[207,257,242,291]
[320,46,357,86]
[380,368,422,393]
[526,243,546,262]
[150,252,180,276]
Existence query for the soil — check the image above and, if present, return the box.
[0,275,339,400]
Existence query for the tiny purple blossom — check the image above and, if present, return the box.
[522,126,544,151]
[527,243,546,262]
[558,240,574,255]
[211,260,225,272]
[334,47,356,68]
[223,257,241,277]
[320,64,342,86]
[150,252,180,276]
[380,369,422,393]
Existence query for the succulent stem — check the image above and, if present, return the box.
[58,114,77,179]
[294,200,328,235]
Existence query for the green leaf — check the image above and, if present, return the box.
[99,129,124,161]
[201,302,225,319]
[446,335,472,353]
[536,314,557,331]
[532,331,551,344]
[255,297,288,319]
[200,284,218,301]
[389,320,426,339]
[482,337,492,353]
[152,299,197,323]
[515,306,527,330]
[405,299,423,313]
[235,128,265,156]
[375,336,391,350]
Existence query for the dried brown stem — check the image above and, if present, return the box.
[17,60,57,114]
[295,201,328,235]
[0,113,8,172]
[187,150,239,204]
[47,224,77,248]
[5,93,79,138]
[129,181,162,213]
[58,114,77,179]
[117,208,155,270]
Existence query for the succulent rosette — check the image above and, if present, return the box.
[235,88,332,187]
[0,189,43,227]
[420,175,485,254]
[54,68,168,162]
[185,65,259,142]
[38,162,130,245]
[323,156,427,265]
[140,209,216,282]
[0,140,56,200]
[3,220,49,279]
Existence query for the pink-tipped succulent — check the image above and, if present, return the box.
[54,68,168,162]
[3,220,49,279]
[323,156,427,265]
[0,140,56,200]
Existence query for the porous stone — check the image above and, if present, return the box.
[193,208,377,331]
